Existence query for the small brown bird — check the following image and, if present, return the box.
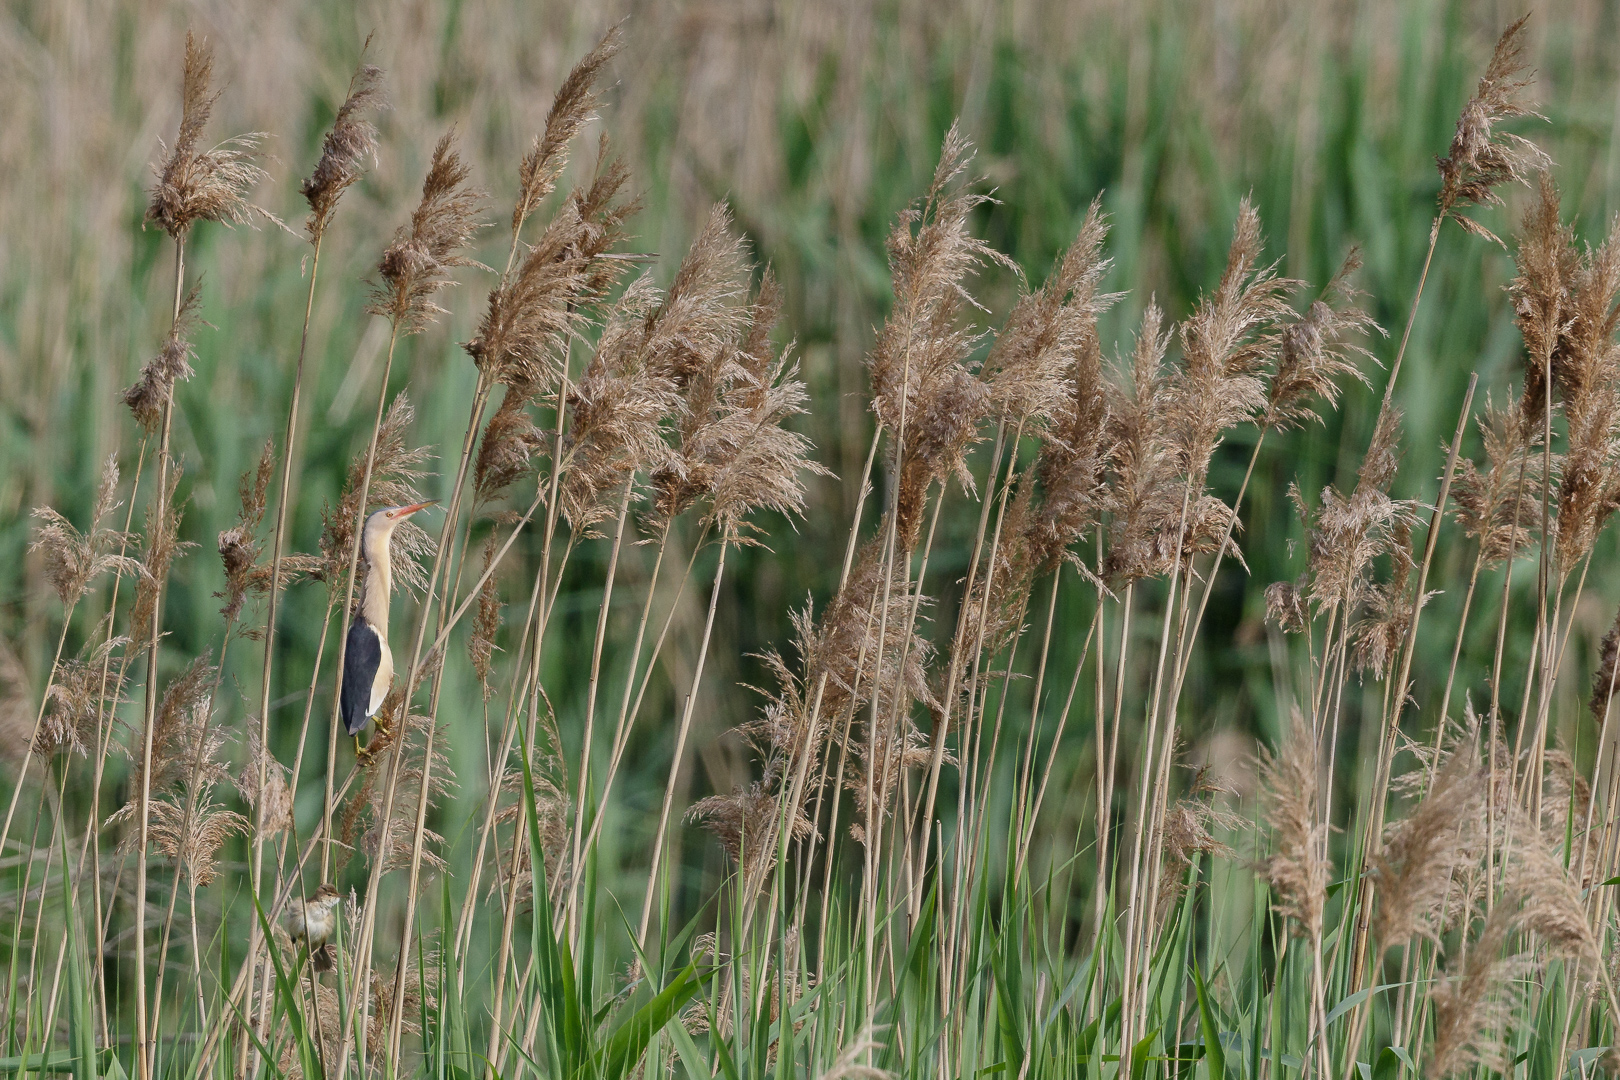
[286,883,343,973]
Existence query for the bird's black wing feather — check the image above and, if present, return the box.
[341,616,382,736]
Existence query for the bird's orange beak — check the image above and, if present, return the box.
[389,500,437,519]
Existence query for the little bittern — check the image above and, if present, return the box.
[340,502,434,743]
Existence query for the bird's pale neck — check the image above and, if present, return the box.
[360,523,394,629]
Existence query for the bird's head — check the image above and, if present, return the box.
[362,501,436,545]
[312,883,342,907]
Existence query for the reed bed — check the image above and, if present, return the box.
[6,8,1620,1080]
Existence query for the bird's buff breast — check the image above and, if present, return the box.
[371,641,394,717]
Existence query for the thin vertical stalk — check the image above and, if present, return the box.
[758,426,883,962]
[564,481,635,935]
[576,525,707,881]
[917,417,1009,892]
[1340,375,1474,1057]
[319,315,405,1080]
[256,232,324,884]
[0,620,71,879]
[84,437,148,1044]
[1381,217,1442,411]
[1119,484,1191,1060]
[1530,342,1556,820]
[135,234,185,1080]
[1016,597,1101,878]
[639,539,730,944]
[1094,581,1133,955]
[1014,574,1063,838]
[379,373,496,1072]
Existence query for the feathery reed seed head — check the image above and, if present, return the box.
[1436,15,1548,241]
[216,440,275,621]
[124,283,202,432]
[867,124,1013,550]
[370,132,488,333]
[466,142,636,390]
[302,61,387,240]
[145,33,269,238]
[512,24,625,235]
[1258,710,1327,938]
[30,456,137,609]
[1263,248,1379,429]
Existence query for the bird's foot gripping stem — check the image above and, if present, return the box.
[355,712,397,766]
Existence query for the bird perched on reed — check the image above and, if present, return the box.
[286,882,343,972]
[341,502,434,745]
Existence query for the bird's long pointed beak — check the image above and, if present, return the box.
[392,500,437,519]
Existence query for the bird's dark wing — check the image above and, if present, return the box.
[341,617,382,736]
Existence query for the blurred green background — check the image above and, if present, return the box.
[2,0,1619,919]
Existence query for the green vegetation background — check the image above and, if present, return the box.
[1,0,1618,936]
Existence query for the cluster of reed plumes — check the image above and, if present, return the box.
[9,13,1620,1080]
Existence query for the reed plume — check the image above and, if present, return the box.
[1350,523,1426,681]
[145,33,269,239]
[1290,407,1419,613]
[29,455,137,610]
[467,536,502,693]
[867,124,1010,551]
[1593,605,1620,717]
[1258,709,1327,937]
[1435,15,1547,244]
[689,775,815,885]
[302,62,387,241]
[145,789,248,888]
[1264,578,1310,635]
[1452,396,1548,566]
[1030,282,1114,574]
[216,441,276,622]
[1107,201,1300,582]
[1371,747,1485,950]
[1262,249,1378,430]
[39,634,129,759]
[1549,208,1620,574]
[109,656,217,820]
[558,275,677,532]
[234,731,294,839]
[664,252,830,887]
[369,132,488,333]
[1165,200,1294,487]
[1154,763,1241,916]
[981,198,1115,430]
[124,284,202,434]
[128,463,193,655]
[1103,303,1177,581]
[510,24,624,237]
[466,143,635,391]
[1427,903,1524,1078]
[473,380,549,511]
[1509,822,1601,959]
[364,743,455,874]
[703,277,829,541]
[645,204,756,527]
[1511,171,1574,438]
[956,205,1121,642]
